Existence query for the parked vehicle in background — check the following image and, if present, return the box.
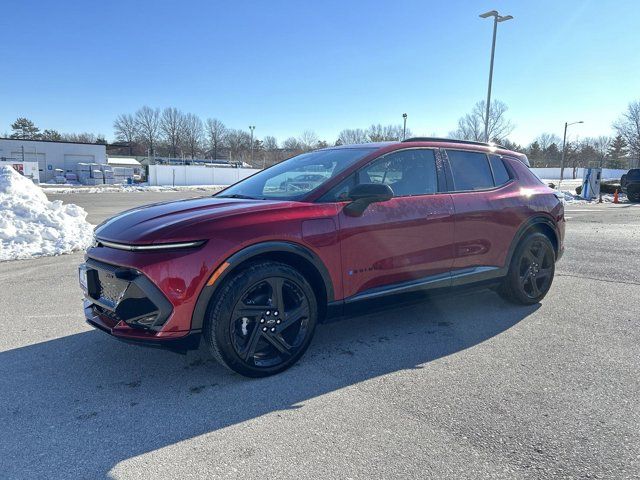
[620,169,640,202]
[79,138,565,377]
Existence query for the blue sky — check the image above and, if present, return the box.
[1,0,638,145]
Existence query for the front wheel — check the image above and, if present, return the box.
[498,232,555,305]
[204,261,318,377]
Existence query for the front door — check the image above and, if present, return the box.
[334,148,455,299]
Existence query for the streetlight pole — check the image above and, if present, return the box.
[479,10,513,142]
[402,113,408,140]
[560,120,584,184]
[249,125,256,167]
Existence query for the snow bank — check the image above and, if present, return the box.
[556,189,627,204]
[40,184,227,194]
[0,166,93,261]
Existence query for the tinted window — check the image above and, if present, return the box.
[489,155,511,185]
[446,150,494,191]
[216,147,375,200]
[362,149,438,197]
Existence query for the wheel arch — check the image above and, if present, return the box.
[505,216,560,268]
[191,241,334,331]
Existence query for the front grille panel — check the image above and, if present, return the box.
[84,258,173,330]
[85,258,135,309]
[97,273,129,308]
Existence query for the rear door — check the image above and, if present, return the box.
[326,148,455,299]
[443,149,518,273]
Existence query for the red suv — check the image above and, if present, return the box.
[80,138,565,377]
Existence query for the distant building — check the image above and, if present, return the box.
[0,138,106,182]
[107,156,145,180]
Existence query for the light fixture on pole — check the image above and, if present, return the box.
[402,113,408,140]
[479,10,513,142]
[560,120,584,184]
[249,125,256,166]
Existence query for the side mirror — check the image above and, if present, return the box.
[344,183,393,217]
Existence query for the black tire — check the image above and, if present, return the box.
[498,232,555,305]
[628,192,640,203]
[204,261,318,377]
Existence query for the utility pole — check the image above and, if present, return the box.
[479,10,513,142]
[560,120,584,184]
[249,125,256,167]
[402,113,408,140]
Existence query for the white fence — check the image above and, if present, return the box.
[148,165,260,186]
[530,168,627,180]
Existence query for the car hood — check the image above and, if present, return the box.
[94,196,295,245]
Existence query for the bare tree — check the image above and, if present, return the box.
[366,124,407,142]
[205,118,227,161]
[452,100,514,142]
[298,130,319,151]
[613,100,640,160]
[262,136,281,166]
[135,106,160,154]
[160,107,186,158]
[62,132,98,143]
[225,129,252,164]
[536,132,561,151]
[182,113,204,158]
[337,128,368,145]
[282,137,303,151]
[113,113,138,154]
[593,136,612,168]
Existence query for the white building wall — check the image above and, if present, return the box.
[0,139,106,182]
[530,168,627,180]
[148,165,259,186]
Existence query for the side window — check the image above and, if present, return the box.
[489,155,511,186]
[318,174,356,202]
[446,150,494,191]
[361,149,438,197]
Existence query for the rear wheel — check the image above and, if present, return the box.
[498,232,555,305]
[204,261,318,377]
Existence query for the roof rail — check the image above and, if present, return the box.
[402,137,504,148]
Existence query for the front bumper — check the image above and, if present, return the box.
[81,258,201,352]
[84,301,201,352]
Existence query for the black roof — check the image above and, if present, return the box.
[402,137,504,148]
[0,137,106,146]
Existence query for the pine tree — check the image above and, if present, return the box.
[607,135,628,169]
[527,141,542,166]
[41,129,62,141]
[10,117,40,139]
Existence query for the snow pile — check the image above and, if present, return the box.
[556,189,627,204]
[0,166,93,261]
[40,184,226,194]
[557,190,588,204]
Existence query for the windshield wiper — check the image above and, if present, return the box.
[216,194,260,200]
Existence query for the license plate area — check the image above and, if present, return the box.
[79,264,100,299]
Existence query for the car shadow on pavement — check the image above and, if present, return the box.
[0,288,538,479]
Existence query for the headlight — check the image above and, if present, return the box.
[95,239,206,251]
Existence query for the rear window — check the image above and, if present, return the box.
[446,150,494,191]
[489,156,511,185]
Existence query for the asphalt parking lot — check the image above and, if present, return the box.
[1,192,639,479]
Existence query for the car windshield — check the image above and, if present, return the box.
[216,148,376,200]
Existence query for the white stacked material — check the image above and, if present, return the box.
[0,166,93,261]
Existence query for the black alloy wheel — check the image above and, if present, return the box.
[230,277,311,368]
[516,239,554,299]
[205,261,318,377]
[499,232,555,305]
